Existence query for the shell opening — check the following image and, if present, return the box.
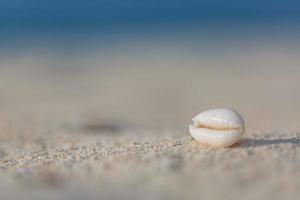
[193,121,241,131]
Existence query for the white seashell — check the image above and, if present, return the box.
[189,108,245,147]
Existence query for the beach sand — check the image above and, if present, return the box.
[0,125,298,200]
[0,43,299,199]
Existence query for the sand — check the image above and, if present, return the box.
[0,43,300,200]
[0,122,299,200]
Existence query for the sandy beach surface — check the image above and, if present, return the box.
[0,42,300,200]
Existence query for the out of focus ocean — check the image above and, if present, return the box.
[1,1,300,131]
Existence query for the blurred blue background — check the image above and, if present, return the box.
[1,0,300,131]
[1,1,298,27]
[1,0,300,46]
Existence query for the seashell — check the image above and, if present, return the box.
[189,108,245,147]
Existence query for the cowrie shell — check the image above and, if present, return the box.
[189,108,245,147]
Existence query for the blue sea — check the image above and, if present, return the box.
[1,1,300,45]
[1,1,300,26]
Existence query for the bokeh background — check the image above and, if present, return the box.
[1,0,300,131]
